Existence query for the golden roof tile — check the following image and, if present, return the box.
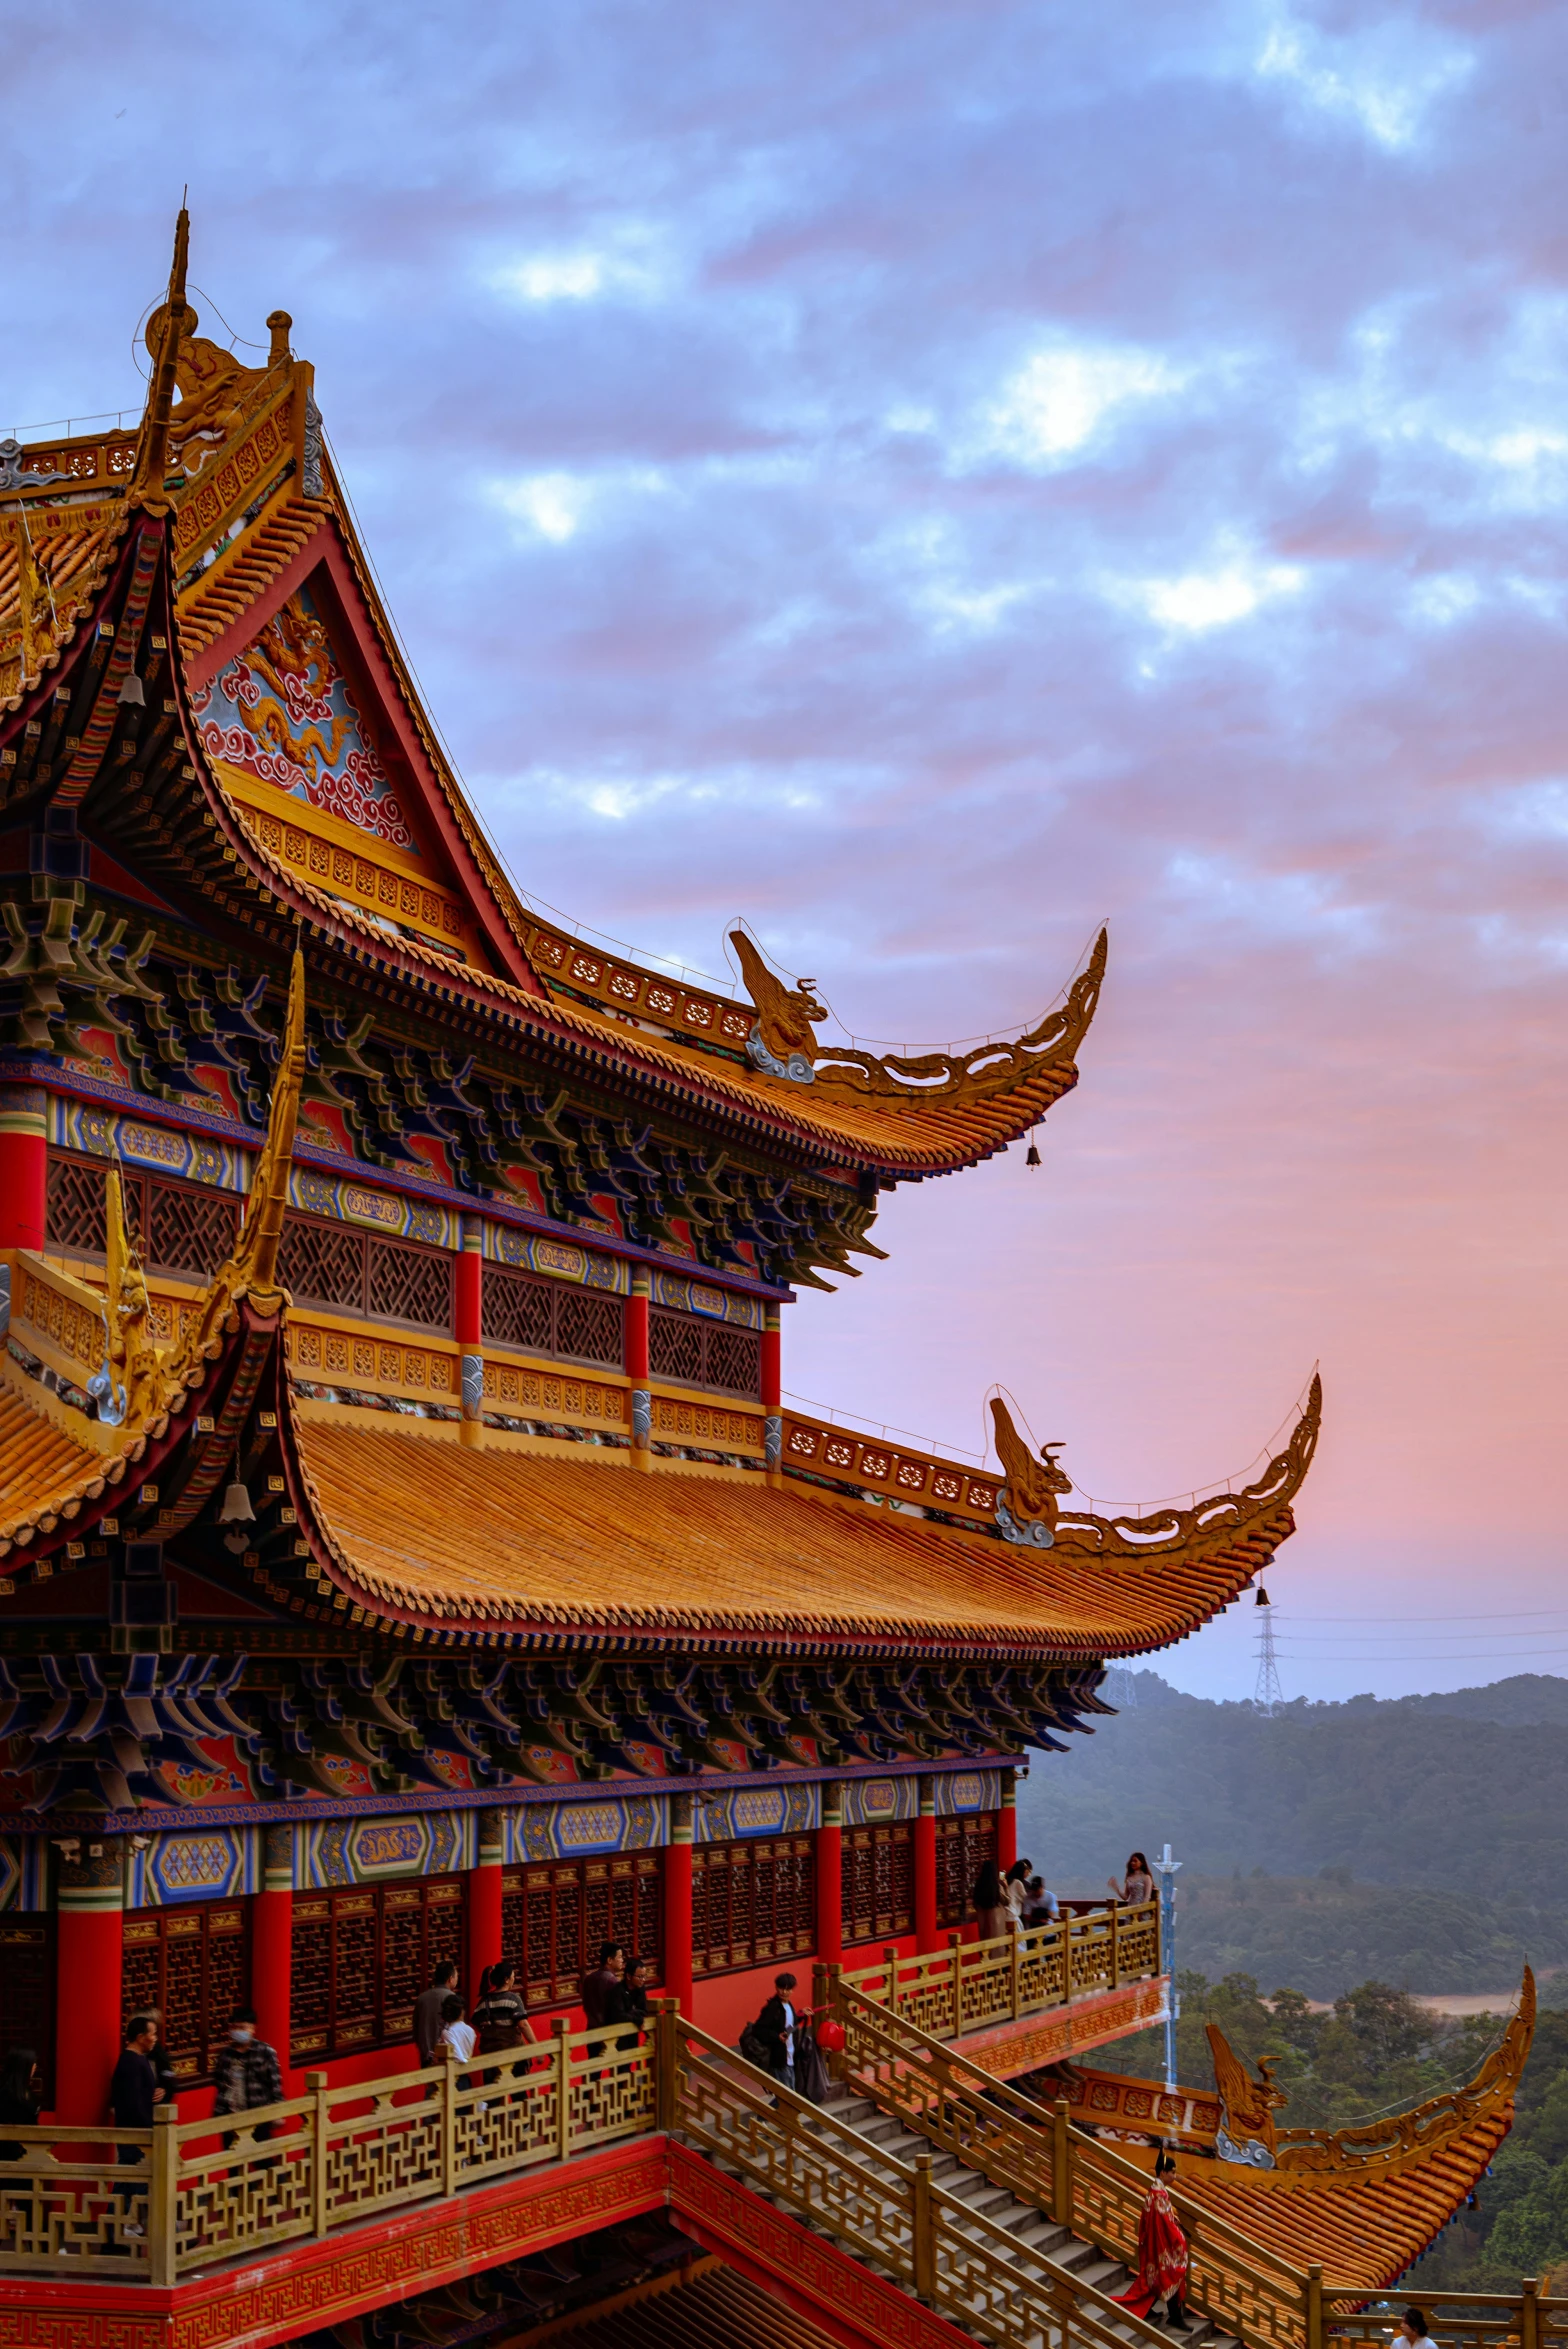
[287,1376,1315,1652]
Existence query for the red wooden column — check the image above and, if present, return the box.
[456,1214,484,1446]
[53,1841,124,2123]
[253,1825,294,2083]
[914,1777,939,1952]
[662,1795,694,2014]
[761,1304,782,1484]
[627,1268,652,1470]
[815,1780,843,1969]
[0,1086,48,1251]
[469,1808,505,2005]
[997,1767,1018,1876]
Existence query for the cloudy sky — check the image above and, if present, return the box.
[6,0,1567,1700]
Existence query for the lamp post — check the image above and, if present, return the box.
[1150,1842,1182,2093]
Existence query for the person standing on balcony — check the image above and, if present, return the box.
[607,1956,653,2052]
[582,1942,626,2055]
[414,1960,460,2067]
[109,2014,163,2243]
[1005,1858,1034,1926]
[212,2007,284,2139]
[582,1943,626,2029]
[1109,1852,1154,1904]
[1114,2152,1191,2329]
[1022,1875,1060,1926]
[754,1973,800,2092]
[973,1858,1011,1940]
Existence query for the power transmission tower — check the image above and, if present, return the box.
[1104,1664,1139,1710]
[1252,1586,1284,1715]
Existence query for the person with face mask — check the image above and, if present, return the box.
[211,2005,284,2136]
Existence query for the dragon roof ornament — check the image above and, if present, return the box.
[986,1373,1322,1566]
[729,926,1108,1108]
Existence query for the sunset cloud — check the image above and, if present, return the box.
[4,0,1566,1698]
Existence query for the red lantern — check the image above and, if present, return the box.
[816,2018,846,2054]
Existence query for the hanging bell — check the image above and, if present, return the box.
[116,672,145,707]
[218,1479,255,1525]
[1025,1136,1041,1169]
[1254,1585,1271,1608]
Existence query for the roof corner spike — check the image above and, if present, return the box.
[242,946,308,1303]
[126,206,192,518]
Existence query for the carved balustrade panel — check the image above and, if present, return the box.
[174,2115,315,2264]
[321,2082,444,2222]
[451,2058,561,2179]
[893,1953,959,2040]
[0,2144,144,2271]
[674,2033,910,2278]
[955,1941,1015,2032]
[567,2037,658,2151]
[1018,1919,1070,2009]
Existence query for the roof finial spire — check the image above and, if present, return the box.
[126,204,192,516]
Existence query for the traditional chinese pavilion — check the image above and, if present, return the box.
[0,220,1517,2349]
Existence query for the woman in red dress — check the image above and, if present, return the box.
[1114,2152,1191,2329]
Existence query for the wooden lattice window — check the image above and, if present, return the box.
[501,1855,661,2010]
[648,1307,762,1399]
[148,1182,239,1277]
[45,1152,239,1282]
[46,1155,109,1255]
[842,1823,914,1947]
[690,1836,815,1976]
[936,1812,999,1928]
[278,1213,453,1333]
[482,1264,625,1371]
[121,1902,250,2084]
[288,1874,465,2063]
[0,1917,55,2103]
[367,1236,452,1329]
[279,1215,364,1310]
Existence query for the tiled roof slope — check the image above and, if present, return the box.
[547,2262,846,2349]
[288,1380,1315,1654]
[3,307,1107,1181]
[0,1380,114,1548]
[1159,1974,1534,2292]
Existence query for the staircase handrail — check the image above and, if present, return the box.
[661,2000,1176,2349]
[823,1968,1352,2349]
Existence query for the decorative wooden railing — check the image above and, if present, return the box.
[663,2004,1172,2349]
[823,1969,1322,2349]
[0,2019,653,2285]
[842,1897,1162,2041]
[1322,2287,1568,2349]
[780,1405,1005,1524]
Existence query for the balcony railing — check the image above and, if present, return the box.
[0,2017,653,2286]
[842,1897,1163,2042]
[0,1906,1159,2296]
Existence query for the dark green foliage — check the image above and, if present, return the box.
[1107,1970,1502,2133]
[1018,1673,1568,1995]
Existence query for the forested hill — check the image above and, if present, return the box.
[1015,1674,1568,1997]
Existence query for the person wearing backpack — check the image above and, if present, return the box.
[750,1973,800,2092]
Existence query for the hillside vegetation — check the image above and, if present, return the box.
[1017,1673,1568,1997]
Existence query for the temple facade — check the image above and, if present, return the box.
[0,220,1518,2349]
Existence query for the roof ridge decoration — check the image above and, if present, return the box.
[1206,1967,1535,2178]
[989,1397,1072,1548]
[1206,2020,1290,2166]
[1051,1373,1321,1563]
[125,207,191,519]
[167,944,306,1366]
[729,925,1109,1108]
[1276,1964,1536,2174]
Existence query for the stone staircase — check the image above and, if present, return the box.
[801,2079,1245,2349]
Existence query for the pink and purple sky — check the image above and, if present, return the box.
[6,0,1567,1700]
